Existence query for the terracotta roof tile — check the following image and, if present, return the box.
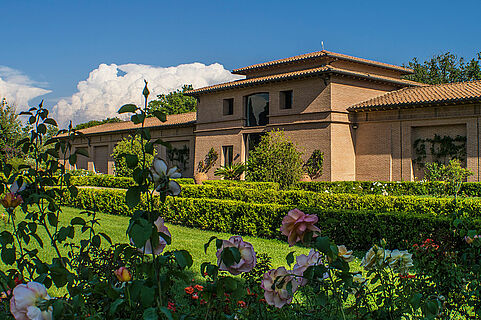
[74,112,196,135]
[186,66,422,95]
[348,80,481,111]
[232,50,413,75]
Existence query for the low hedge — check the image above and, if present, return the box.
[69,175,194,189]
[202,180,280,190]
[59,187,480,249]
[179,184,481,217]
[295,180,481,197]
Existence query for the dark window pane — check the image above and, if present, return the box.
[246,93,269,127]
[223,146,233,166]
[280,90,292,109]
[223,98,234,115]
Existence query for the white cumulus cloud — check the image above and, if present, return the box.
[0,66,51,109]
[53,62,243,128]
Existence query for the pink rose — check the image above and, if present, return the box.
[1,193,23,209]
[216,236,257,275]
[261,267,299,308]
[132,217,171,255]
[10,282,52,320]
[114,267,132,282]
[293,249,327,286]
[280,209,321,246]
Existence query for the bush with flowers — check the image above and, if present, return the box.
[1,83,481,319]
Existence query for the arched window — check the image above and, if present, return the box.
[245,93,269,127]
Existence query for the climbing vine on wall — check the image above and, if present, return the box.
[413,134,467,167]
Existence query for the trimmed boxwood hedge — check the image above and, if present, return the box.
[59,187,480,250]
[203,180,280,190]
[295,180,481,197]
[179,184,480,217]
[69,175,194,189]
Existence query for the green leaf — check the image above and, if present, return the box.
[75,148,89,157]
[68,153,77,166]
[314,236,331,255]
[92,234,101,247]
[126,187,141,209]
[118,104,138,114]
[204,236,217,254]
[38,123,47,134]
[1,247,16,265]
[286,251,295,267]
[131,113,146,125]
[410,292,422,309]
[159,307,173,320]
[109,298,124,315]
[99,232,112,245]
[44,118,58,127]
[153,110,167,122]
[47,212,58,227]
[221,247,241,267]
[173,250,193,269]
[143,307,158,320]
[124,154,139,169]
[70,217,86,226]
[140,286,155,307]
[129,218,152,248]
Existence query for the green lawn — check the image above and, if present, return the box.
[0,206,364,297]
[0,206,312,274]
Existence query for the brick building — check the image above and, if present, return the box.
[65,50,481,182]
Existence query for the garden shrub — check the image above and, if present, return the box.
[296,180,481,197]
[179,184,481,217]
[68,175,194,188]
[58,186,481,249]
[202,180,279,190]
[246,130,303,188]
[111,136,155,177]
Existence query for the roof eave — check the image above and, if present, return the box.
[348,98,481,112]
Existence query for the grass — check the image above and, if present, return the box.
[0,206,365,297]
[0,207,312,291]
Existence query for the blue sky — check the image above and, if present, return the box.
[0,0,480,126]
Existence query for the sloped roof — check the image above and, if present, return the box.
[186,65,422,96]
[348,80,481,111]
[232,50,414,75]
[73,112,196,135]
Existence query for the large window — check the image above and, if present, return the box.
[222,146,233,166]
[245,93,269,127]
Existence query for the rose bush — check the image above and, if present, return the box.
[1,84,481,319]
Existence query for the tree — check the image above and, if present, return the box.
[404,52,481,84]
[75,117,122,130]
[0,98,23,159]
[147,84,197,116]
[246,130,304,188]
[111,136,156,177]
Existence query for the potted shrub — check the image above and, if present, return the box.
[194,147,218,184]
[214,162,246,180]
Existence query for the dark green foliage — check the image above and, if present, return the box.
[214,162,246,180]
[303,150,324,179]
[404,52,481,84]
[111,136,155,177]
[147,84,197,116]
[179,184,481,217]
[246,130,304,187]
[68,175,194,188]
[59,187,477,250]
[296,180,481,197]
[74,117,122,130]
